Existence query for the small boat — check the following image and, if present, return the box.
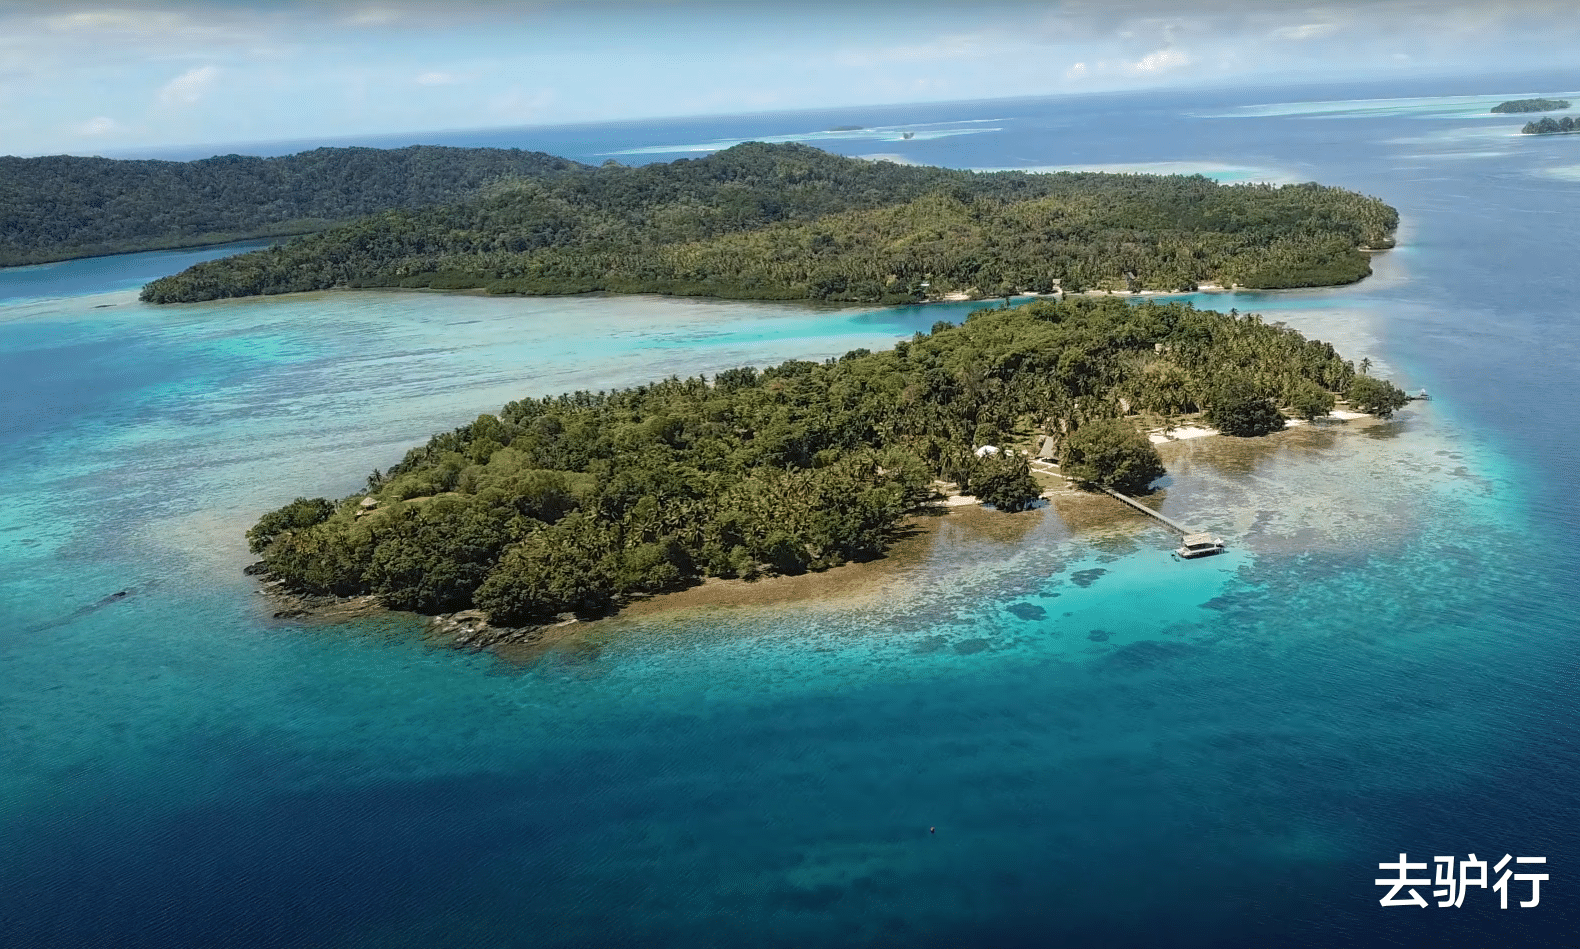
[1414,388,1431,400]
[1175,532,1226,559]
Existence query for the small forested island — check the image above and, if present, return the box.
[249,297,1409,641]
[0,146,585,266]
[141,142,1398,304]
[1521,116,1580,135]
[1492,98,1571,114]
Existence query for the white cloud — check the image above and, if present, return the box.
[73,115,117,136]
[1132,49,1190,72]
[415,70,460,86]
[159,65,219,105]
[48,9,172,32]
[1066,61,1088,79]
[1274,23,1339,40]
[346,6,403,27]
[44,8,220,43]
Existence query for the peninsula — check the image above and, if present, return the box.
[248,298,1408,641]
[141,142,1398,304]
[1492,98,1571,114]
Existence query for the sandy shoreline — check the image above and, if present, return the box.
[257,481,1114,651]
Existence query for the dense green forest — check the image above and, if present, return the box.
[142,142,1398,304]
[0,146,586,265]
[1521,116,1580,134]
[1493,98,1571,114]
[249,297,1405,628]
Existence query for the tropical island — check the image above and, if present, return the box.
[0,146,585,266]
[140,142,1398,304]
[248,297,1409,643]
[1521,116,1580,135]
[1492,98,1571,114]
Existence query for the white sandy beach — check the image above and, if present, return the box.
[1149,424,1220,443]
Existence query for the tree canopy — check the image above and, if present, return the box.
[0,145,586,266]
[140,142,1399,304]
[1494,98,1571,114]
[1205,379,1288,437]
[1521,116,1579,135]
[250,297,1401,627]
[1059,419,1166,492]
[1346,375,1411,418]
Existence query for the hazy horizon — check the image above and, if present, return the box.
[5,0,1579,159]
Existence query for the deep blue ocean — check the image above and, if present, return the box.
[4,73,1579,948]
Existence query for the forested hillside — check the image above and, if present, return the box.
[0,146,586,265]
[143,142,1398,304]
[249,297,1406,630]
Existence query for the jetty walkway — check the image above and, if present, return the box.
[1029,458,1211,539]
[1095,486,1196,535]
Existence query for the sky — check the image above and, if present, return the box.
[2,0,1578,158]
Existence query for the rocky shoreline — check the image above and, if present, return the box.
[250,562,571,650]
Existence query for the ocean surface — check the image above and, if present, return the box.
[5,73,1579,948]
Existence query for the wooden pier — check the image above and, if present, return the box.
[1095,486,1196,535]
[1029,456,1225,557]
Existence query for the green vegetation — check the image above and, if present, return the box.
[0,146,586,266]
[1059,420,1166,493]
[1205,379,1287,437]
[1521,116,1580,135]
[141,142,1397,304]
[251,297,1404,625]
[967,452,1044,511]
[1494,98,1571,114]
[1346,375,1411,418]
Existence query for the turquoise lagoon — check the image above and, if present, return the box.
[5,76,1580,948]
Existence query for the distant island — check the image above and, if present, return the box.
[248,297,1409,643]
[140,142,1397,304]
[1492,98,1571,114]
[1521,116,1580,135]
[827,125,866,131]
[0,146,585,266]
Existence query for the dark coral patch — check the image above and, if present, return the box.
[1006,602,1048,621]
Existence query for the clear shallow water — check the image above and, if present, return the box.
[5,76,1580,948]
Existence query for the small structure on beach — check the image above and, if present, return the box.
[973,445,1000,458]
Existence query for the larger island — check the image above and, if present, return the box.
[140,143,1398,304]
[0,146,584,266]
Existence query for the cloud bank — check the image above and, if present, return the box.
[1,1,1577,156]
